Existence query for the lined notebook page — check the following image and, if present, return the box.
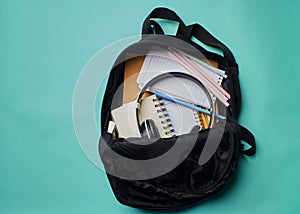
[137,47,224,108]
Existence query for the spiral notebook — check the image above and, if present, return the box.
[140,95,201,137]
[139,95,174,138]
[162,99,201,135]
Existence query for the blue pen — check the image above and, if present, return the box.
[154,91,226,120]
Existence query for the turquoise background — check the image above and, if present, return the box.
[1,0,300,213]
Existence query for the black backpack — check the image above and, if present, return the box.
[99,7,256,210]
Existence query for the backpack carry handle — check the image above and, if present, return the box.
[142,8,237,66]
[142,7,187,37]
[149,20,165,35]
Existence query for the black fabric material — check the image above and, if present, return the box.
[142,7,187,38]
[239,125,256,156]
[186,24,236,66]
[100,118,240,210]
[99,7,256,210]
[150,20,165,35]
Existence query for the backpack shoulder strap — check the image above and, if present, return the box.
[186,24,236,66]
[186,23,242,117]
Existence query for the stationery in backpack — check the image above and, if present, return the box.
[111,94,174,139]
[139,94,201,137]
[137,46,225,108]
[123,56,146,103]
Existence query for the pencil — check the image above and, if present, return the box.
[177,50,231,99]
[168,51,229,107]
[154,91,226,120]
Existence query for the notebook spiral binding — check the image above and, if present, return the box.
[193,110,202,130]
[153,98,175,137]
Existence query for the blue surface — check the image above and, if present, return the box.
[1,0,300,213]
